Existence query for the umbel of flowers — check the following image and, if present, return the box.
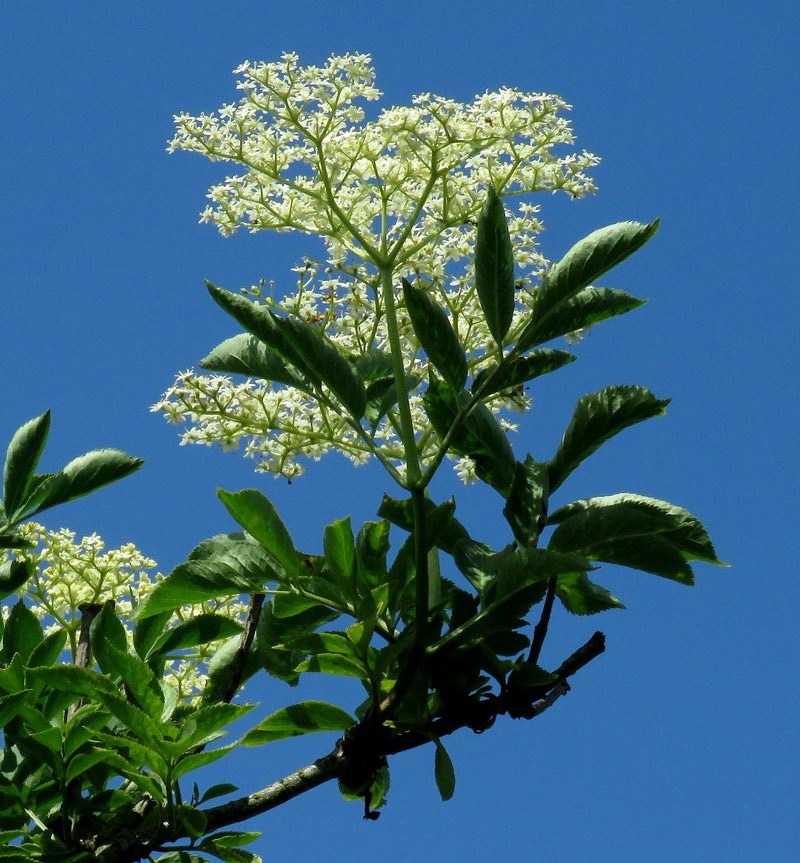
[153,51,599,481]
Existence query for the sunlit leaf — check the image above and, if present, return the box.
[200,333,309,390]
[555,572,624,615]
[241,701,354,745]
[2,411,50,520]
[472,348,576,397]
[549,385,670,492]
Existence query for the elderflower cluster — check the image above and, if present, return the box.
[8,524,248,701]
[155,52,599,480]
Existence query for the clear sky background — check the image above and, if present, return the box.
[2,2,798,861]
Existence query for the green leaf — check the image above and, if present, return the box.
[33,449,143,514]
[0,691,32,727]
[584,535,695,584]
[173,804,208,839]
[294,652,366,678]
[518,219,659,352]
[207,283,366,419]
[549,385,670,492]
[198,783,239,804]
[177,703,254,750]
[402,278,467,391]
[355,520,391,590]
[241,701,354,745]
[378,494,469,555]
[323,517,356,589]
[549,493,725,565]
[133,610,173,660]
[28,629,67,668]
[0,559,35,603]
[472,348,576,398]
[172,744,237,781]
[433,738,456,801]
[423,378,515,495]
[147,614,243,660]
[363,374,420,428]
[90,633,166,721]
[520,286,645,348]
[2,411,50,520]
[218,488,298,577]
[137,533,277,619]
[1,600,43,664]
[200,333,309,390]
[475,188,515,346]
[556,572,624,615]
[503,456,549,546]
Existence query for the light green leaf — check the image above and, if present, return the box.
[1,600,43,664]
[28,629,67,668]
[33,449,143,514]
[323,516,356,588]
[518,219,659,352]
[475,187,515,346]
[218,488,298,577]
[137,533,277,619]
[433,738,456,801]
[172,744,237,781]
[0,691,31,726]
[556,572,624,615]
[241,700,354,745]
[355,520,391,589]
[294,653,366,678]
[549,385,670,492]
[198,784,239,804]
[200,333,309,391]
[402,278,468,391]
[472,348,576,398]
[2,411,50,520]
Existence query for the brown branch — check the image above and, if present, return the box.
[66,602,104,722]
[218,592,265,704]
[202,630,605,835]
[528,577,557,665]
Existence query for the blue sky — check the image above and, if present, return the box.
[2,2,798,861]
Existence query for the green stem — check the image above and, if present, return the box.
[379,265,422,488]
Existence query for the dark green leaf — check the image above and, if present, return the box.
[549,493,725,565]
[294,653,366,678]
[137,533,277,619]
[0,691,31,727]
[503,456,549,546]
[518,219,659,352]
[472,348,576,397]
[520,286,645,348]
[433,738,456,801]
[363,374,420,428]
[556,572,624,615]
[200,333,309,390]
[1,600,43,664]
[218,488,298,577]
[0,560,34,603]
[173,804,207,839]
[2,411,50,520]
[378,495,469,555]
[423,378,515,495]
[475,188,515,346]
[201,634,261,706]
[148,614,243,660]
[133,611,173,660]
[549,385,670,492]
[34,449,143,514]
[585,535,695,584]
[402,278,467,391]
[207,283,366,419]
[176,703,254,751]
[241,700,354,745]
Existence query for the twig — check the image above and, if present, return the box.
[66,602,103,722]
[528,577,557,665]
[218,592,265,704]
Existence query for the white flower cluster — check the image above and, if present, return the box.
[7,524,248,700]
[156,52,599,480]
